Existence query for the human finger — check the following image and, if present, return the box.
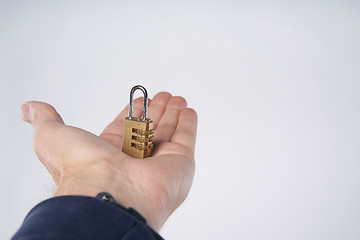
[21,101,64,126]
[20,101,65,181]
[171,108,198,153]
[153,96,187,145]
[147,92,172,128]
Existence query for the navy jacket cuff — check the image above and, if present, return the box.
[12,196,163,240]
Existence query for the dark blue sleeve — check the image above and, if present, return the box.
[12,196,163,240]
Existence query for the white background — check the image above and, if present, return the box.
[1,1,359,239]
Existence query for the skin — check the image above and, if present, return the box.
[20,92,198,232]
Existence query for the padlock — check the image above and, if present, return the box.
[122,85,154,159]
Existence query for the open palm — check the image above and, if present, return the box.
[21,92,197,231]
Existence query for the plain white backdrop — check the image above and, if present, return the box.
[1,1,359,239]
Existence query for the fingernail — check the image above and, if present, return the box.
[20,103,32,123]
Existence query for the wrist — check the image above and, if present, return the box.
[54,165,164,231]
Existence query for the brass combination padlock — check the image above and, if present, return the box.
[122,85,154,159]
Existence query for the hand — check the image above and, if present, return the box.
[20,92,197,231]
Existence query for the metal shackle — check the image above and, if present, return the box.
[129,85,148,120]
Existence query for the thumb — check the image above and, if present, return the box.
[20,101,65,182]
[20,101,64,126]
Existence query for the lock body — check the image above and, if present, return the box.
[122,117,154,159]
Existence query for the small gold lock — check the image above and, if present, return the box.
[122,85,154,159]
